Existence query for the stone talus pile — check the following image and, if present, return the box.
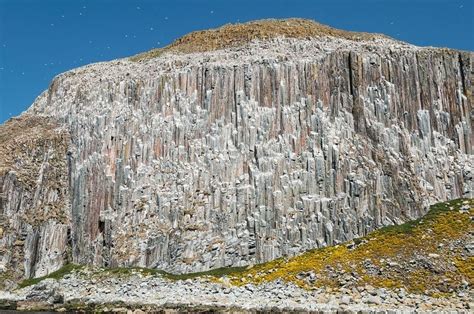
[0,36,472,281]
[3,271,472,312]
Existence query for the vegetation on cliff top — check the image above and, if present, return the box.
[130,18,386,61]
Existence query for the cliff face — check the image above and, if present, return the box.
[0,19,473,284]
[0,116,70,285]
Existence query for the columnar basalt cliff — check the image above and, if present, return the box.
[0,19,472,285]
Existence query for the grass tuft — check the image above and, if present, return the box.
[95,265,248,281]
[18,264,83,288]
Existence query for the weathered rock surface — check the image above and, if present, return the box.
[0,19,473,282]
[0,116,70,285]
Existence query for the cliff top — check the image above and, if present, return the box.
[130,18,387,61]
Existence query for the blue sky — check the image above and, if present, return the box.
[0,0,473,123]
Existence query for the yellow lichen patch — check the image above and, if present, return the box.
[454,257,474,283]
[130,18,387,61]
[226,198,473,296]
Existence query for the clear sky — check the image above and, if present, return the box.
[0,0,473,123]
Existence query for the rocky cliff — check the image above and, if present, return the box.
[0,19,472,286]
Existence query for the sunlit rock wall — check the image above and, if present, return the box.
[0,116,70,287]
[1,37,473,280]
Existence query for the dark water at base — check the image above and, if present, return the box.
[0,311,70,314]
[1,311,82,314]
[0,310,327,314]
[0,309,311,314]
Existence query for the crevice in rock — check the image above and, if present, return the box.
[66,227,72,262]
[458,53,467,97]
[233,65,238,129]
[28,229,40,279]
[415,53,425,111]
[348,53,355,97]
[98,220,105,234]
